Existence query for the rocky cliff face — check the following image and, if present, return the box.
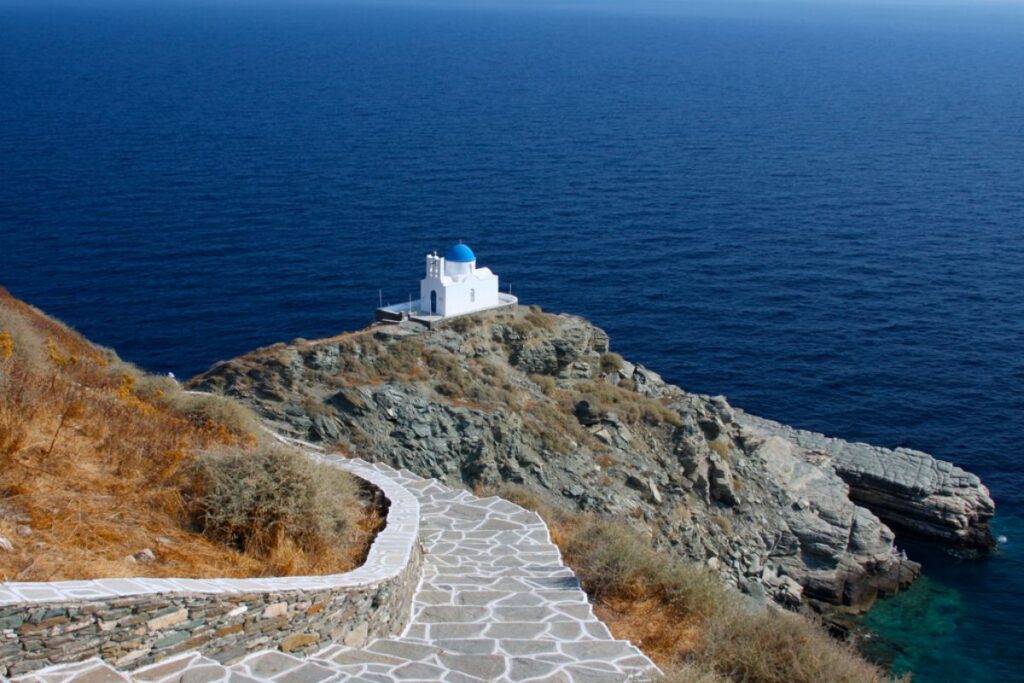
[189,307,993,613]
[737,412,996,555]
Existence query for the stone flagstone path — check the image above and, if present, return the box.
[13,458,658,683]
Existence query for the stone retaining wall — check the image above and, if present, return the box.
[0,457,422,678]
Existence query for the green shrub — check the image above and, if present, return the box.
[183,444,359,556]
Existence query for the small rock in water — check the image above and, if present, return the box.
[0,536,13,552]
[998,535,1008,545]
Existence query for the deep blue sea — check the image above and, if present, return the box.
[2,2,1023,680]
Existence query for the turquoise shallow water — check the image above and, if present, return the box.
[1,3,1023,679]
[863,516,1024,681]
[863,576,965,675]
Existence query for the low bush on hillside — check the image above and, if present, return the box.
[447,315,481,334]
[182,444,370,573]
[0,363,38,457]
[521,400,580,454]
[371,336,426,380]
[707,437,732,459]
[139,383,262,438]
[600,351,625,374]
[530,373,557,396]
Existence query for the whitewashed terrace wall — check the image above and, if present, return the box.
[0,456,421,678]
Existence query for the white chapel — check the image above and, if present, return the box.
[421,243,501,317]
[377,243,516,322]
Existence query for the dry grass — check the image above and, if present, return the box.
[573,380,683,427]
[138,382,262,436]
[183,444,375,576]
[447,315,481,334]
[656,665,731,683]
[600,352,625,374]
[491,483,899,683]
[708,437,732,459]
[507,305,558,336]
[521,399,585,454]
[524,306,557,331]
[530,373,557,396]
[330,334,425,386]
[689,607,898,683]
[425,348,520,410]
[0,287,379,582]
[556,516,729,624]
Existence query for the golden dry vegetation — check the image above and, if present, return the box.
[489,484,899,683]
[0,288,378,582]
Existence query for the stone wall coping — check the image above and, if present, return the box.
[0,455,420,606]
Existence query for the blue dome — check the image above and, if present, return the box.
[446,243,476,263]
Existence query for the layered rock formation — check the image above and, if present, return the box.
[737,412,996,554]
[189,307,993,613]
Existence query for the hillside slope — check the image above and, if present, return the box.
[189,305,994,613]
[0,288,374,581]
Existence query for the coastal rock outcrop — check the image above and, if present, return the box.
[737,412,996,554]
[188,307,992,612]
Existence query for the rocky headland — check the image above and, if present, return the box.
[190,306,995,615]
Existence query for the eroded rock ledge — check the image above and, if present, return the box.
[736,411,996,554]
[189,307,994,613]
